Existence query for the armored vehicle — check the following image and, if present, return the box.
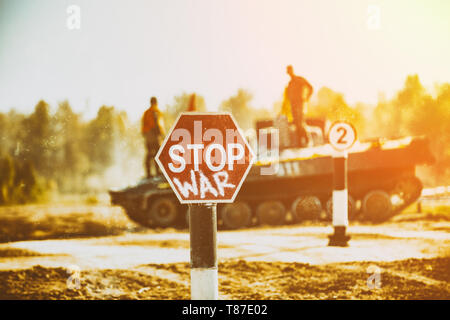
[109,117,434,229]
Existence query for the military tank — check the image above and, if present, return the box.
[109,117,435,229]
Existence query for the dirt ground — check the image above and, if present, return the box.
[0,203,449,300]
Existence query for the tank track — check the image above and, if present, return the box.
[116,175,423,229]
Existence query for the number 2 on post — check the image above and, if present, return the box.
[337,127,347,144]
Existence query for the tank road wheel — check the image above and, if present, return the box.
[256,201,286,226]
[392,176,423,205]
[324,195,356,221]
[362,190,392,223]
[148,197,179,227]
[291,196,322,222]
[220,202,252,230]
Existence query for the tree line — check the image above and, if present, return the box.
[0,100,142,204]
[306,75,450,186]
[0,74,449,205]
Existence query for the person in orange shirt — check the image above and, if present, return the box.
[187,93,196,112]
[284,65,313,147]
[142,97,165,178]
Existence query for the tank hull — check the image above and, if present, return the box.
[109,136,434,228]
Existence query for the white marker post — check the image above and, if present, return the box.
[327,121,356,247]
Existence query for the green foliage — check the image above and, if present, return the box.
[0,100,144,202]
[370,76,450,184]
[220,89,254,130]
[0,154,47,205]
[83,106,117,173]
[283,76,450,184]
[164,93,207,130]
[219,89,273,130]
[0,74,449,204]
[307,87,366,136]
[19,100,56,178]
[52,101,89,192]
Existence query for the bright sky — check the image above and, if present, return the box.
[0,0,449,120]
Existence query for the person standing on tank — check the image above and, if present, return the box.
[142,97,165,179]
[285,65,313,147]
[187,93,197,112]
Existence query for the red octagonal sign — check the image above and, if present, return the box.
[156,112,255,204]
